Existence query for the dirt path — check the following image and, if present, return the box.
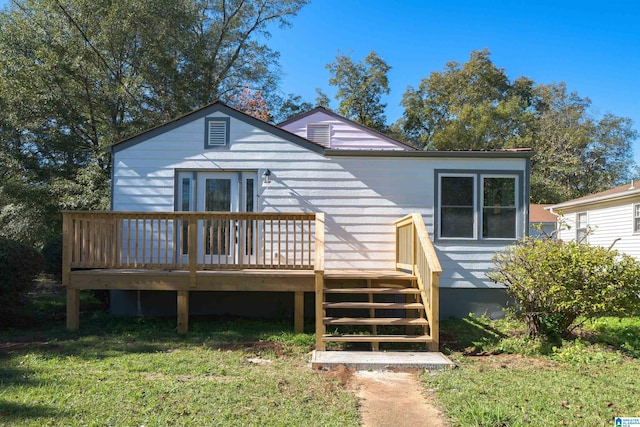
[348,370,450,427]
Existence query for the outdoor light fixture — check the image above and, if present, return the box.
[263,169,272,184]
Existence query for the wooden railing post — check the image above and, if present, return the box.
[188,221,197,288]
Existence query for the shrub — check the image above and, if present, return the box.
[42,234,63,279]
[488,237,640,341]
[0,237,44,323]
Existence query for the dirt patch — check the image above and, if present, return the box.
[323,366,450,427]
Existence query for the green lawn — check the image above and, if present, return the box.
[0,294,359,426]
[425,315,640,427]
[4,290,640,427]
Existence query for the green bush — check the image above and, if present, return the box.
[488,237,640,341]
[0,237,44,323]
[42,234,63,279]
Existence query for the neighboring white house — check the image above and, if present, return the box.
[109,102,532,318]
[529,204,557,237]
[549,182,640,259]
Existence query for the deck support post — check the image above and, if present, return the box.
[66,288,80,331]
[294,291,304,333]
[314,272,325,350]
[177,290,189,334]
[428,272,439,351]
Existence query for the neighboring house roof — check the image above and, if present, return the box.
[549,181,640,211]
[109,101,327,155]
[278,106,418,151]
[530,204,557,223]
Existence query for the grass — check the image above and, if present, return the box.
[0,293,359,426]
[5,285,640,427]
[425,315,640,426]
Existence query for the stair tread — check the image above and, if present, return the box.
[324,287,421,294]
[323,317,428,326]
[324,270,416,280]
[322,334,432,343]
[323,302,424,309]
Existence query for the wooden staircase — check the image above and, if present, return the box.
[319,271,434,350]
[314,213,442,352]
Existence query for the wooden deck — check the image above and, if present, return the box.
[63,211,442,351]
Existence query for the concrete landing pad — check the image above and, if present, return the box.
[311,351,455,370]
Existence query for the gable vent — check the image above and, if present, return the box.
[205,118,229,147]
[307,124,331,147]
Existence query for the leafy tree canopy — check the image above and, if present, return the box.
[326,51,390,131]
[398,49,637,203]
[0,0,307,246]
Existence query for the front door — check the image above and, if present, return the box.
[177,171,258,265]
[197,173,239,265]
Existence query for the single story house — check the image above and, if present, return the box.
[549,181,640,259]
[62,102,532,350]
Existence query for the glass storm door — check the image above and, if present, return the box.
[197,173,239,265]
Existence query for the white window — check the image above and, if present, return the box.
[306,123,331,147]
[438,172,519,240]
[634,204,640,233]
[576,212,588,242]
[205,117,230,148]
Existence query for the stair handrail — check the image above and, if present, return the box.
[394,213,442,351]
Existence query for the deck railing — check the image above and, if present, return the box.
[394,213,442,351]
[62,211,324,284]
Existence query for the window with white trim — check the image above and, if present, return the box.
[205,117,230,148]
[437,172,519,240]
[576,212,588,242]
[306,123,331,147]
[634,204,640,233]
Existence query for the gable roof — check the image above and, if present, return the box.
[530,204,557,223]
[549,181,640,211]
[109,101,326,155]
[277,106,418,151]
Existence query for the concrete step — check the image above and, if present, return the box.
[311,350,455,370]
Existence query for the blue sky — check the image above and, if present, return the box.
[266,0,640,165]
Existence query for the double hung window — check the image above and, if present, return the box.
[438,172,519,240]
[576,212,588,242]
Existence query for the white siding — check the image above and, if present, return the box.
[113,111,528,288]
[556,200,640,260]
[280,111,408,150]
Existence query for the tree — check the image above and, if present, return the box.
[271,93,314,123]
[0,0,307,246]
[398,49,637,203]
[326,51,390,130]
[399,49,535,150]
[314,88,331,109]
[530,83,637,202]
[228,86,272,122]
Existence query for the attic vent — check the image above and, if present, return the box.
[307,124,331,147]
[205,117,230,148]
